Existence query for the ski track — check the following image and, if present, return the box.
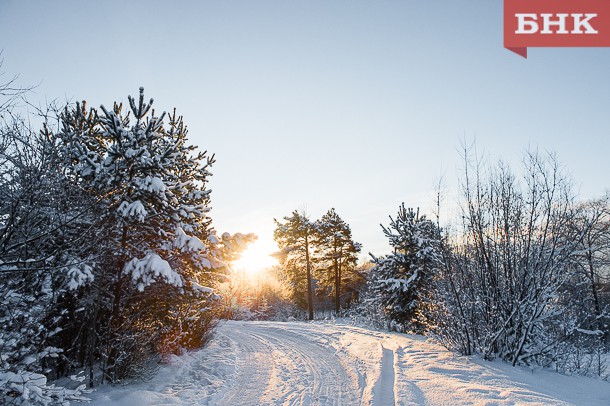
[87,320,610,406]
[371,346,396,405]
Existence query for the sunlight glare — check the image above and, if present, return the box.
[232,237,279,276]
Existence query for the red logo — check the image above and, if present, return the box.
[504,0,610,58]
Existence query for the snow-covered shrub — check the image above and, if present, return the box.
[270,301,304,322]
[550,267,610,378]
[0,107,99,404]
[343,297,389,331]
[553,336,609,379]
[217,265,297,321]
[430,151,598,368]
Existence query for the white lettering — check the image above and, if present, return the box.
[571,13,598,34]
[516,13,538,34]
[541,13,569,34]
[516,13,599,35]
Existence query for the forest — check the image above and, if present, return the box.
[1,82,609,404]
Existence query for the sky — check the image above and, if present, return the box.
[1,0,609,263]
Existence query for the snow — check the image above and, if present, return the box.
[149,177,166,192]
[66,264,94,290]
[137,175,167,193]
[175,227,206,252]
[117,200,147,221]
[124,253,182,291]
[189,280,214,295]
[85,321,610,405]
[1,370,87,405]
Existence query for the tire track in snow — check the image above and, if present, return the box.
[86,321,610,406]
[216,322,360,406]
[216,329,273,406]
[249,332,320,405]
[251,328,359,405]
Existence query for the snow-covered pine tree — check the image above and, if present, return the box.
[56,89,235,383]
[314,208,362,314]
[273,211,316,320]
[369,204,443,332]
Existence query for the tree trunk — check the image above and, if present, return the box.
[587,251,604,342]
[305,234,314,320]
[334,255,340,314]
[107,225,128,382]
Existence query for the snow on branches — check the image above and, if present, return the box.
[368,205,443,332]
[0,88,258,401]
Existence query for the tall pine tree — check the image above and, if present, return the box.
[314,209,361,314]
[273,211,315,320]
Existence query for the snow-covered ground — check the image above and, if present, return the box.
[87,320,610,405]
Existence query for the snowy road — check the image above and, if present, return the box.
[217,324,360,405]
[89,321,610,405]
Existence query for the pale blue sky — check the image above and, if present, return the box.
[1,0,609,257]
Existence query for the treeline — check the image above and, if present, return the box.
[0,88,253,404]
[364,150,610,377]
[267,150,610,377]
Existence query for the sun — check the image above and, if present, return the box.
[231,237,279,276]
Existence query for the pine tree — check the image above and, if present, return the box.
[273,211,316,320]
[369,205,443,331]
[56,88,229,383]
[0,86,255,398]
[314,208,361,314]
